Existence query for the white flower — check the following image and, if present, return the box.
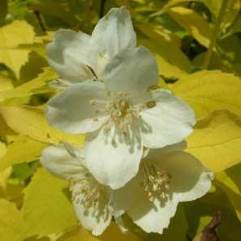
[40,144,117,236]
[47,46,195,189]
[46,45,195,189]
[112,146,213,234]
[47,7,136,85]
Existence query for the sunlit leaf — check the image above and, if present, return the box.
[142,39,191,79]
[0,68,57,104]
[0,135,46,171]
[0,199,24,241]
[0,20,35,78]
[22,167,77,238]
[171,70,241,119]
[187,111,241,172]
[0,106,85,145]
[58,223,142,241]
[0,75,13,92]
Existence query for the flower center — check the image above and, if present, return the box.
[142,162,171,202]
[108,94,139,131]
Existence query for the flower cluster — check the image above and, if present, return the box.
[41,7,213,236]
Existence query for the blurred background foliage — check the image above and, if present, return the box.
[0,0,241,241]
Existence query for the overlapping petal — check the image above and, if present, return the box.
[84,126,143,189]
[47,81,109,134]
[40,145,85,180]
[104,47,158,95]
[47,7,136,82]
[47,29,94,82]
[140,89,196,148]
[71,182,112,236]
[113,148,213,234]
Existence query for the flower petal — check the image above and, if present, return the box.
[158,151,213,202]
[145,149,213,202]
[117,172,178,234]
[84,126,143,189]
[47,29,95,82]
[104,47,158,95]
[40,145,85,180]
[128,197,178,234]
[92,7,136,59]
[141,89,196,148]
[47,81,109,134]
[71,182,112,236]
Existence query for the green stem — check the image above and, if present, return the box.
[203,0,229,69]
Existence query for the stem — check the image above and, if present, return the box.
[33,10,46,33]
[99,0,107,18]
[203,0,229,69]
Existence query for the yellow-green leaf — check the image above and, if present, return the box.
[216,169,241,221]
[137,23,181,46]
[201,0,241,32]
[58,223,142,241]
[0,75,13,92]
[0,106,84,145]
[0,68,57,104]
[0,199,24,241]
[22,168,77,238]
[168,7,212,47]
[171,70,241,119]
[187,111,241,172]
[0,140,6,160]
[0,20,35,78]
[0,135,46,171]
[142,39,191,79]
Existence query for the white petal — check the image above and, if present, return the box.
[104,47,158,95]
[92,7,136,59]
[114,216,129,233]
[159,151,213,202]
[119,173,178,234]
[47,29,95,82]
[47,81,109,134]
[112,175,140,214]
[84,126,143,189]
[40,145,85,180]
[141,89,196,148]
[145,149,213,202]
[72,182,112,236]
[128,197,178,234]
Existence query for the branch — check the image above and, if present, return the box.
[203,0,229,69]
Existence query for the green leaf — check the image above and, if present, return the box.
[0,0,7,25]
[167,6,212,47]
[217,163,241,222]
[184,185,241,241]
[22,167,77,238]
[201,0,241,33]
